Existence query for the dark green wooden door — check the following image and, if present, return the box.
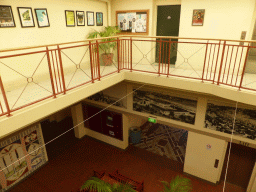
[156,5,181,64]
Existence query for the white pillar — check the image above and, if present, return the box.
[71,103,86,139]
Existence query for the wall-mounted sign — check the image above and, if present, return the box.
[148,117,157,123]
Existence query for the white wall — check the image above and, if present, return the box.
[0,0,108,91]
[176,0,256,71]
[0,0,108,49]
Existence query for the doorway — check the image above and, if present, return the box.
[41,116,75,160]
[220,142,256,189]
[155,5,181,65]
[245,20,256,74]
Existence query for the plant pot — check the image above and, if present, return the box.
[101,53,113,66]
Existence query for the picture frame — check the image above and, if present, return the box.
[17,7,35,27]
[86,11,94,26]
[0,5,15,28]
[192,9,205,26]
[34,8,50,28]
[76,11,85,26]
[96,12,103,26]
[65,10,75,27]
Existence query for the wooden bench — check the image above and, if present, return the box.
[80,170,144,192]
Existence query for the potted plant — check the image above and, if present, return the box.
[80,177,136,192]
[87,26,121,66]
[160,175,192,192]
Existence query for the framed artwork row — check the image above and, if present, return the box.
[0,5,104,28]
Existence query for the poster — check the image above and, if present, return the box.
[65,10,75,26]
[76,11,85,26]
[133,89,197,124]
[35,9,50,27]
[17,7,35,27]
[96,12,103,26]
[0,6,15,28]
[127,12,136,32]
[192,9,205,26]
[135,13,147,32]
[87,11,94,26]
[117,13,128,31]
[0,124,48,191]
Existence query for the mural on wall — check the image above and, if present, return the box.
[88,91,126,108]
[205,102,256,140]
[133,121,188,163]
[0,124,48,191]
[133,89,197,124]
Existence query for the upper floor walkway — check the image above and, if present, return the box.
[1,35,256,139]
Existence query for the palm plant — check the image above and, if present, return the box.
[80,177,137,192]
[160,175,192,192]
[87,26,121,54]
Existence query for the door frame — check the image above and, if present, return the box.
[152,2,181,66]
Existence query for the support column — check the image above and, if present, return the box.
[71,103,86,139]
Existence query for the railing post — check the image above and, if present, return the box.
[239,43,251,90]
[117,38,120,73]
[0,76,12,117]
[217,41,226,85]
[167,39,171,77]
[158,38,162,76]
[201,40,209,82]
[130,37,132,72]
[89,41,94,83]
[57,45,66,94]
[46,47,57,98]
[212,40,222,84]
[96,40,101,80]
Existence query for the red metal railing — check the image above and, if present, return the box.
[0,36,255,117]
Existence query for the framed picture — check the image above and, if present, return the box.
[96,12,103,26]
[34,8,50,27]
[192,9,205,26]
[86,11,94,26]
[65,10,75,27]
[17,7,35,27]
[0,5,15,28]
[76,11,85,26]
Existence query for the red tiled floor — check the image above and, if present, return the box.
[9,135,246,192]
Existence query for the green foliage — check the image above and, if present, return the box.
[87,26,121,54]
[160,176,192,192]
[80,176,137,192]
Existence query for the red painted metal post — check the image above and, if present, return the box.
[96,40,101,79]
[0,76,12,117]
[158,39,162,76]
[130,37,133,72]
[212,40,221,84]
[167,40,171,77]
[46,47,57,98]
[57,45,67,94]
[217,41,226,85]
[117,38,120,73]
[202,41,209,82]
[239,43,251,90]
[89,41,94,83]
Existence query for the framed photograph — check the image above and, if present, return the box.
[76,11,85,26]
[0,5,15,28]
[86,11,94,26]
[96,12,103,26]
[34,8,50,27]
[17,7,35,27]
[65,10,75,27]
[192,9,205,26]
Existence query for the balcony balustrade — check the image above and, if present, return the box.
[0,35,256,117]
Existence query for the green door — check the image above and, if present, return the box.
[156,5,181,65]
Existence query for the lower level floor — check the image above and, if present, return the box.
[8,124,245,192]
